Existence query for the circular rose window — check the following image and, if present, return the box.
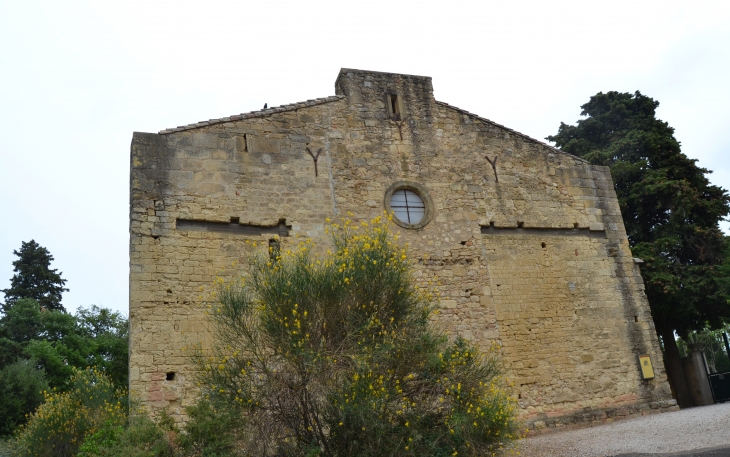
[390,189,425,224]
[384,181,434,229]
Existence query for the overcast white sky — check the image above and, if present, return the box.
[1,0,728,316]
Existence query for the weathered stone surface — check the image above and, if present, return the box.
[129,68,672,424]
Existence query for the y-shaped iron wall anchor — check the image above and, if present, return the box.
[485,155,499,183]
[306,144,323,177]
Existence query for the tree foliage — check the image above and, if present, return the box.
[0,238,128,437]
[677,323,730,373]
[0,359,50,437]
[547,91,730,336]
[0,300,128,391]
[196,216,518,457]
[2,240,69,313]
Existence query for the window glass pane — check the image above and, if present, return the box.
[390,190,408,206]
[404,190,425,207]
[393,207,410,222]
[407,208,425,223]
[390,189,425,225]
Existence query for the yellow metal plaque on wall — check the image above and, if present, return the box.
[638,354,655,379]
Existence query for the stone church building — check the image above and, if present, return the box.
[129,68,675,429]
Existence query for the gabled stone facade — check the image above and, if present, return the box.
[129,68,675,429]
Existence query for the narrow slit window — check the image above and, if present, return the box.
[236,134,248,153]
[390,189,425,225]
[389,94,400,119]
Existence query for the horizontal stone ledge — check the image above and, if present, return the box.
[480,226,607,239]
[176,219,290,237]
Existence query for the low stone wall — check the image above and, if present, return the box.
[525,400,680,435]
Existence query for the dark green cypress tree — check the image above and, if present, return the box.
[2,240,68,313]
[547,91,730,407]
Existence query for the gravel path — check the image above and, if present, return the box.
[515,403,730,456]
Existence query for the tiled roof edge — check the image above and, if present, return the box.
[158,95,346,135]
[434,101,589,164]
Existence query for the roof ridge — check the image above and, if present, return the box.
[434,100,589,164]
[158,95,345,135]
[338,68,432,80]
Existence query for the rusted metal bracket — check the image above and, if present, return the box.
[485,155,499,182]
[390,119,406,141]
[306,144,323,177]
[388,109,406,141]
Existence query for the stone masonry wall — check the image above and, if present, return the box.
[130,68,673,425]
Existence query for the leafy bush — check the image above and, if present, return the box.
[9,380,231,457]
[76,402,238,457]
[11,367,126,457]
[196,215,519,456]
[0,359,49,437]
[77,413,175,457]
[175,400,241,457]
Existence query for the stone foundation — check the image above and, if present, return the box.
[525,399,680,435]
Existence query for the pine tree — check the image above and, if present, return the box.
[547,91,730,407]
[2,240,68,313]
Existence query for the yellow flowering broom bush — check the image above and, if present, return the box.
[198,215,518,456]
[11,367,126,457]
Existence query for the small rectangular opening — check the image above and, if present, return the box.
[388,93,401,120]
[390,95,399,115]
[269,238,281,260]
[166,372,176,381]
[236,134,248,153]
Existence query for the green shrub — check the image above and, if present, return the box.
[78,402,237,457]
[0,359,49,437]
[12,367,126,457]
[77,413,174,457]
[197,215,519,457]
[176,400,241,457]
